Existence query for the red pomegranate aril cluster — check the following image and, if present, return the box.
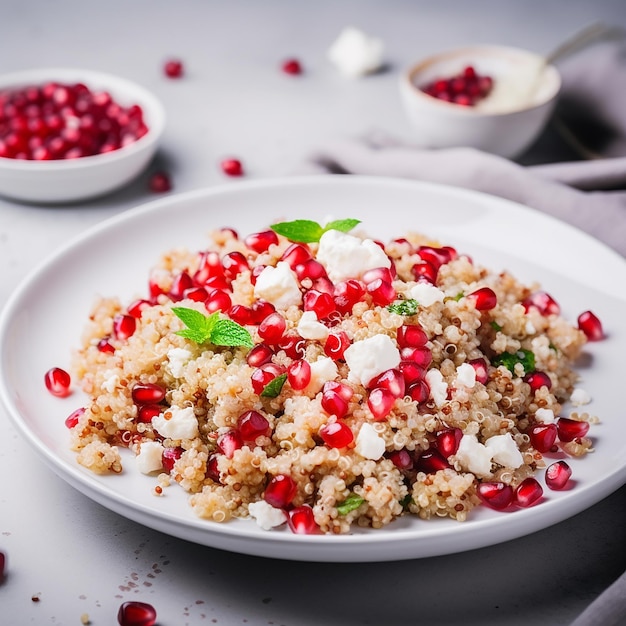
[420,65,494,106]
[117,601,157,626]
[0,81,148,160]
[522,291,560,316]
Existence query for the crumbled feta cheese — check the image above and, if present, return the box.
[525,320,536,334]
[570,388,591,406]
[425,369,448,407]
[101,370,120,393]
[316,229,390,283]
[297,311,329,341]
[253,262,302,309]
[152,405,199,440]
[485,433,524,469]
[167,347,192,378]
[535,408,556,424]
[304,356,338,394]
[344,334,400,387]
[136,441,165,474]
[248,500,288,530]
[327,26,384,78]
[455,363,476,388]
[455,434,493,478]
[355,422,386,460]
[408,282,445,307]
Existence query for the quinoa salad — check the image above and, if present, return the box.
[61,217,602,535]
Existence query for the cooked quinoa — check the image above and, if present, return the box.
[69,220,594,534]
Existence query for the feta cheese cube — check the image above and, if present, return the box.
[297,311,329,341]
[167,347,192,378]
[152,405,199,440]
[485,433,524,469]
[425,369,448,407]
[355,422,386,460]
[253,262,302,309]
[101,370,120,393]
[304,356,338,394]
[327,26,384,78]
[248,500,288,530]
[455,363,476,388]
[316,229,390,283]
[570,388,591,406]
[344,334,400,387]
[408,282,445,307]
[136,441,165,474]
[454,434,493,478]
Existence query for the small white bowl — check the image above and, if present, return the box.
[399,45,561,158]
[0,67,165,203]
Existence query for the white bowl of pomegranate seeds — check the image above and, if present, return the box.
[0,67,165,203]
[399,45,561,158]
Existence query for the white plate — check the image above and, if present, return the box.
[1,176,625,562]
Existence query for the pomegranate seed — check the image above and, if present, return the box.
[281,58,302,75]
[281,243,311,268]
[324,331,351,360]
[228,304,253,325]
[435,427,463,457]
[417,245,455,269]
[250,300,276,325]
[277,333,307,359]
[415,448,450,473]
[407,380,430,403]
[161,446,183,472]
[131,383,166,405]
[264,474,298,508]
[397,325,428,349]
[237,410,271,442]
[247,343,274,367]
[400,346,432,368]
[398,360,425,385]
[578,310,604,341]
[251,363,285,395]
[411,261,438,284]
[127,298,151,319]
[168,270,194,301]
[44,367,71,397]
[319,421,354,448]
[163,59,183,78]
[311,276,334,295]
[468,357,489,384]
[545,460,572,490]
[117,601,157,626]
[221,158,244,177]
[204,288,232,314]
[206,453,221,482]
[287,359,311,390]
[388,449,414,470]
[244,230,278,253]
[217,429,243,458]
[295,259,328,282]
[112,314,136,341]
[514,477,543,508]
[97,337,115,353]
[522,291,560,316]
[257,312,286,344]
[65,407,85,429]
[221,251,249,279]
[324,381,353,401]
[528,423,558,452]
[304,289,336,319]
[362,267,394,285]
[524,371,552,392]
[556,417,590,442]
[321,388,349,419]
[137,404,162,424]
[183,286,208,302]
[467,287,497,311]
[288,505,318,534]
[367,278,396,306]
[367,387,396,420]
[476,481,514,510]
[370,368,405,397]
[333,279,365,314]
[421,66,493,106]
[148,171,171,193]
[194,251,225,285]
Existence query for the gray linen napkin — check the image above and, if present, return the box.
[297,37,626,258]
[296,37,626,626]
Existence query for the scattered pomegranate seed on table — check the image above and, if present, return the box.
[220,158,244,176]
[281,58,303,75]
[148,171,172,193]
[577,310,604,341]
[163,59,184,78]
[420,65,493,106]
[117,601,157,626]
[44,366,72,397]
[545,460,573,490]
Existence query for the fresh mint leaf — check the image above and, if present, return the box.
[261,373,287,398]
[172,307,252,348]
[492,349,535,375]
[337,493,365,515]
[387,299,419,316]
[490,321,503,331]
[270,218,361,243]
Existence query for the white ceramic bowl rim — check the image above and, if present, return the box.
[402,44,562,117]
[0,67,165,171]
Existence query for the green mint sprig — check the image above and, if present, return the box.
[387,299,419,316]
[337,493,365,515]
[270,218,361,243]
[172,307,253,348]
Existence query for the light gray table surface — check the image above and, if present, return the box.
[1,2,625,624]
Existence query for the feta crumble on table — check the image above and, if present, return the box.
[327,26,384,78]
